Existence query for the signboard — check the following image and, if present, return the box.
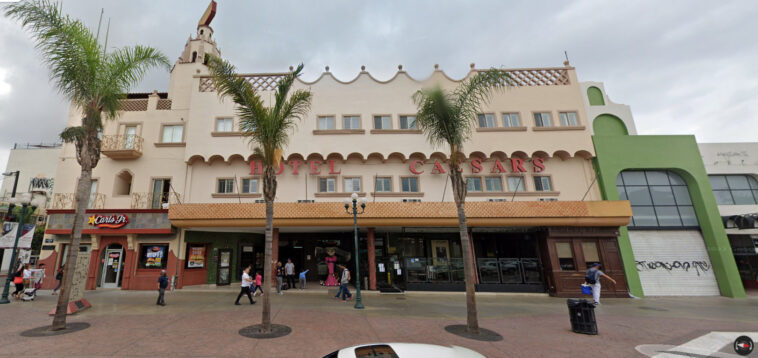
[88,214,129,229]
[145,245,165,268]
[0,222,35,249]
[188,246,206,268]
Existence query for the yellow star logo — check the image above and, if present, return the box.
[88,216,96,225]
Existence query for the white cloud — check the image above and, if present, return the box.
[0,68,10,96]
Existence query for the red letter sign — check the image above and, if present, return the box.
[309,160,322,175]
[290,160,302,174]
[276,162,285,175]
[510,158,526,173]
[328,160,341,174]
[490,160,507,174]
[250,161,263,175]
[533,158,545,173]
[409,160,424,175]
[431,160,446,174]
[471,158,483,173]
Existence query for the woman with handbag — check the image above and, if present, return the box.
[12,266,24,299]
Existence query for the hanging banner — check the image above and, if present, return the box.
[0,222,35,249]
[188,246,206,268]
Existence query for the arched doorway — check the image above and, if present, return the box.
[100,243,125,288]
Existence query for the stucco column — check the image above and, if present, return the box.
[271,228,279,288]
[367,227,376,290]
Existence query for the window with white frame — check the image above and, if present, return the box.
[344,177,361,193]
[375,177,391,192]
[502,113,520,127]
[343,116,361,130]
[477,113,496,128]
[319,177,336,193]
[533,112,552,127]
[161,125,184,143]
[400,115,417,129]
[317,116,336,130]
[559,112,579,126]
[485,177,503,192]
[216,117,233,132]
[241,178,259,194]
[217,179,234,193]
[507,176,526,192]
[533,176,552,191]
[401,177,419,192]
[466,177,483,192]
[373,115,392,129]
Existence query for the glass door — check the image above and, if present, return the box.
[216,249,232,285]
[101,248,123,288]
[151,179,171,209]
[124,126,137,149]
[239,245,255,278]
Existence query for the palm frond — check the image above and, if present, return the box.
[454,69,510,126]
[101,45,170,119]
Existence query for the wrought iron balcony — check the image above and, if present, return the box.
[51,193,105,209]
[101,135,143,159]
[131,192,182,209]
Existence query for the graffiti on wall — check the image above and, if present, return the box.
[635,260,711,276]
[29,177,54,193]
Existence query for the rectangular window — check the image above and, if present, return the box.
[533,176,552,191]
[215,117,233,132]
[556,242,576,271]
[710,175,758,205]
[186,244,206,269]
[559,112,579,126]
[373,115,392,129]
[241,178,258,194]
[343,116,360,129]
[400,115,417,129]
[477,113,496,128]
[151,178,171,209]
[534,112,552,127]
[319,178,336,193]
[502,113,520,127]
[507,176,526,192]
[317,116,335,130]
[401,177,419,192]
[485,177,502,192]
[344,177,361,193]
[139,244,168,269]
[217,179,234,193]
[375,177,391,192]
[581,242,600,268]
[161,125,183,143]
[466,177,482,192]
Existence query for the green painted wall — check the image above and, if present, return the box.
[592,134,746,298]
[593,114,628,136]
[184,231,263,284]
[587,86,605,106]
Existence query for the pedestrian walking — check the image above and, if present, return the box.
[285,259,296,291]
[299,269,309,289]
[276,261,284,295]
[585,263,616,305]
[157,270,168,306]
[335,265,352,302]
[22,263,31,290]
[52,265,64,295]
[11,266,24,300]
[252,271,264,296]
[235,266,255,305]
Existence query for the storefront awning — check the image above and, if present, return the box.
[168,200,632,228]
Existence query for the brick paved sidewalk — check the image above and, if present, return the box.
[0,289,756,357]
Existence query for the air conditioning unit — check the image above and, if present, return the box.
[488,199,508,202]
[539,198,558,202]
[297,199,315,203]
[254,199,265,203]
[402,199,421,203]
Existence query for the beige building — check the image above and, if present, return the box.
[39,3,631,296]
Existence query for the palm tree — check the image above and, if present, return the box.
[5,0,169,331]
[413,69,509,334]
[206,55,312,333]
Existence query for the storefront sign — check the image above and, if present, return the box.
[144,246,165,268]
[188,246,206,268]
[88,214,129,229]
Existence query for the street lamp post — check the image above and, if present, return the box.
[344,192,366,309]
[0,193,33,304]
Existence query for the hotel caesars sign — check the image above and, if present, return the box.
[250,158,546,175]
[88,214,129,229]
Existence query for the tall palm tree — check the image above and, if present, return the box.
[5,0,169,331]
[207,56,312,333]
[413,69,509,334]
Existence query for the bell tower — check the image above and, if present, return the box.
[176,0,220,65]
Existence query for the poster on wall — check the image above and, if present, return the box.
[145,246,165,268]
[431,240,450,266]
[0,222,35,249]
[188,246,206,268]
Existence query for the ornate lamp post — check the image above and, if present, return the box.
[344,192,366,309]
[0,193,34,304]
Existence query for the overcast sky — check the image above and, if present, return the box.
[0,0,756,174]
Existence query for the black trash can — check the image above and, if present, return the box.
[567,299,597,335]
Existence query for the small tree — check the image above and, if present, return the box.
[5,0,169,330]
[207,56,312,332]
[413,69,509,334]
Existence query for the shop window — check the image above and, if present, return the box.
[466,177,482,192]
[215,117,233,132]
[217,178,234,194]
[317,116,335,130]
[241,178,258,193]
[186,244,207,269]
[373,115,391,130]
[507,176,526,192]
[401,177,419,192]
[400,115,417,129]
[709,175,758,205]
[138,244,168,269]
[533,176,552,191]
[555,242,576,271]
[559,111,579,126]
[533,112,552,127]
[344,177,361,192]
[581,241,600,268]
[343,115,361,129]
[617,170,699,228]
[113,171,132,196]
[375,177,391,192]
[161,125,184,143]
[477,113,496,128]
[319,177,336,193]
[502,113,520,127]
[485,177,502,192]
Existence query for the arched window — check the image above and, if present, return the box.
[199,29,204,35]
[191,51,197,63]
[587,86,605,106]
[617,170,698,228]
[113,170,133,196]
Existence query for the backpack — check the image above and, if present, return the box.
[584,269,597,285]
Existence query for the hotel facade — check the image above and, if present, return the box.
[36,5,745,298]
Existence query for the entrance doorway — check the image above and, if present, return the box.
[474,232,546,292]
[101,244,124,288]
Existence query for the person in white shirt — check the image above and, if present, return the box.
[284,259,296,290]
[22,263,32,289]
[234,266,256,305]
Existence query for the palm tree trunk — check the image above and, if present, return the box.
[261,166,276,333]
[449,163,479,334]
[51,138,93,331]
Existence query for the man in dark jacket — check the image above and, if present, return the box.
[157,270,169,306]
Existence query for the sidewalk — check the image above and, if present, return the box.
[0,289,756,357]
